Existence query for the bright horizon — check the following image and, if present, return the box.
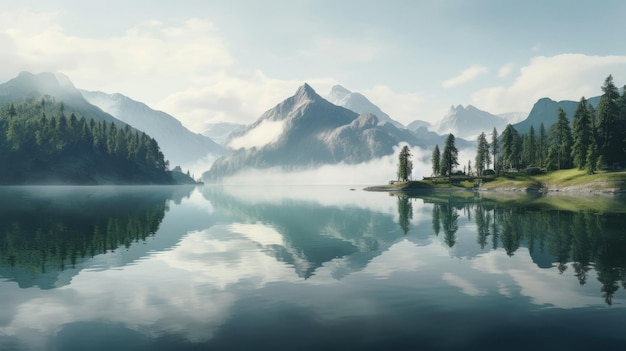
[2,0,626,133]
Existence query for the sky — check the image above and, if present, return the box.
[2,0,626,133]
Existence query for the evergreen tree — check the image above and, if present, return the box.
[501,124,522,170]
[538,123,548,166]
[547,108,573,170]
[491,127,499,173]
[521,126,537,168]
[596,75,622,167]
[397,145,412,182]
[431,144,440,176]
[440,134,459,177]
[475,132,489,176]
[585,138,599,174]
[571,97,594,169]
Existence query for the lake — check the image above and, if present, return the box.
[1,185,626,351]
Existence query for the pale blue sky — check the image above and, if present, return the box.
[2,0,626,132]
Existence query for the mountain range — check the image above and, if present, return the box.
[432,104,508,139]
[203,84,429,181]
[2,71,604,184]
[326,85,405,128]
[81,90,227,167]
[0,72,226,172]
[0,72,121,126]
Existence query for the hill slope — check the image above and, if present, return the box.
[327,85,405,128]
[513,96,601,134]
[81,90,227,167]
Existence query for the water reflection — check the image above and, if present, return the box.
[1,186,626,350]
[0,186,193,288]
[201,186,408,279]
[394,191,626,306]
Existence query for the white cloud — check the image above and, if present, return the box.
[0,10,233,98]
[471,54,626,114]
[442,65,488,88]
[498,63,514,78]
[361,85,427,125]
[158,71,337,132]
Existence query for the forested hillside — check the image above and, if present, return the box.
[0,97,174,184]
[471,75,626,176]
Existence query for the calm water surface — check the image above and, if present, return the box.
[1,185,626,351]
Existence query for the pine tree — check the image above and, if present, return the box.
[596,75,622,167]
[501,124,522,170]
[538,123,548,166]
[475,132,489,176]
[521,127,538,168]
[571,97,593,169]
[585,138,599,175]
[397,145,412,182]
[547,108,573,170]
[440,134,459,177]
[431,144,440,176]
[491,127,499,173]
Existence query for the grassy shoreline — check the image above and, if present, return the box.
[364,169,626,194]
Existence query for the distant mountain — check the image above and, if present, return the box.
[413,126,474,149]
[202,122,246,145]
[203,84,424,181]
[406,120,431,131]
[0,72,121,126]
[432,104,507,139]
[512,96,601,135]
[327,85,405,128]
[497,112,528,124]
[81,90,227,167]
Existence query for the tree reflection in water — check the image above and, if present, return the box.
[395,192,626,305]
[0,186,190,287]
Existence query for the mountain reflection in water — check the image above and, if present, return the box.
[0,185,625,351]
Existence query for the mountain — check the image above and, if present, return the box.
[512,96,601,135]
[406,120,431,131]
[497,112,528,124]
[81,90,227,167]
[432,104,507,139]
[203,84,424,181]
[202,122,246,145]
[327,85,405,128]
[413,126,474,149]
[0,72,122,126]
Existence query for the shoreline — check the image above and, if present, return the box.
[364,183,626,195]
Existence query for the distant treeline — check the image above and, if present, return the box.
[0,97,172,184]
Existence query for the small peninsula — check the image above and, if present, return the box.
[365,169,626,194]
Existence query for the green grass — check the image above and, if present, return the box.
[480,169,626,192]
[368,170,626,193]
[478,173,543,190]
[535,169,626,189]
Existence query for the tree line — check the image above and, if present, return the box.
[474,75,626,176]
[0,97,172,184]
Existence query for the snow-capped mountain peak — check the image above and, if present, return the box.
[433,104,507,139]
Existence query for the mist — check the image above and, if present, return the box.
[217,144,478,186]
[228,119,286,149]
